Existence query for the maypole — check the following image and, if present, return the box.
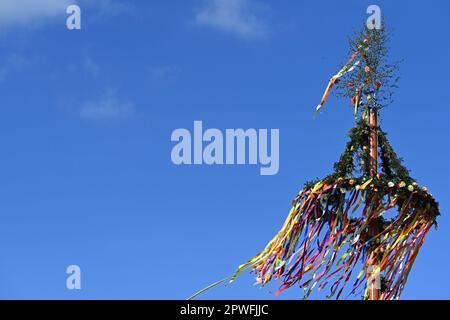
[367,108,380,300]
[190,22,440,301]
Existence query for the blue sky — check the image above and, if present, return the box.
[0,0,449,299]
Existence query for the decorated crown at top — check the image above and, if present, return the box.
[315,25,398,119]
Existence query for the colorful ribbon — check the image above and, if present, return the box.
[190,176,438,300]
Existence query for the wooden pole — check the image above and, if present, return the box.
[367,108,381,300]
[369,109,378,178]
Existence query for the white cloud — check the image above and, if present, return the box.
[150,65,181,82]
[0,0,72,28]
[0,0,131,30]
[196,0,269,40]
[82,0,133,17]
[79,92,134,122]
[0,54,30,82]
[83,51,100,78]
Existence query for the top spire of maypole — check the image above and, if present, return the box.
[315,22,399,120]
